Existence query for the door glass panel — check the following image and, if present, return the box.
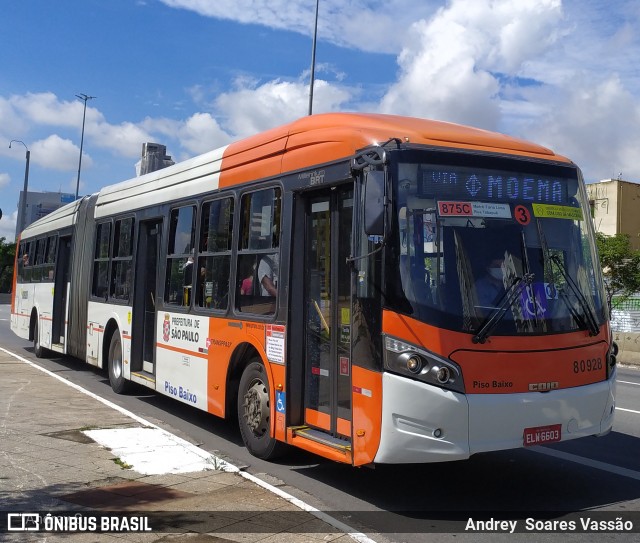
[305,196,332,423]
[337,189,353,428]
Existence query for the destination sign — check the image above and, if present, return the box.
[418,165,571,205]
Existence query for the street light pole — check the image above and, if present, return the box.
[308,0,319,115]
[75,93,96,200]
[9,140,30,235]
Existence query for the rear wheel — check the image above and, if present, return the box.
[237,359,285,459]
[108,332,130,394]
[33,319,46,358]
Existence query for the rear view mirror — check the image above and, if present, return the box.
[364,170,385,237]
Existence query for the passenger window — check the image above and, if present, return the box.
[164,206,196,306]
[111,218,134,301]
[197,197,233,310]
[236,188,281,315]
[92,222,111,299]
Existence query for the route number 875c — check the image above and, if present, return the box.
[573,358,602,373]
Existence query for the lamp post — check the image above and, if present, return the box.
[75,93,96,200]
[9,140,30,235]
[308,0,319,115]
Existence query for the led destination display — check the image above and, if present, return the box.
[418,165,572,205]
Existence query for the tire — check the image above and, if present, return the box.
[33,319,46,358]
[108,332,130,394]
[237,359,285,460]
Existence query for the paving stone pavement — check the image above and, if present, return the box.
[0,348,363,543]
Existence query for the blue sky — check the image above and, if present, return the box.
[2,0,640,241]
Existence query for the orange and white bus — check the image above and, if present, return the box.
[11,113,617,464]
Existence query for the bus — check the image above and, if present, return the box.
[10,113,617,465]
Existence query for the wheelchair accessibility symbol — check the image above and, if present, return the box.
[276,391,286,413]
[520,283,548,318]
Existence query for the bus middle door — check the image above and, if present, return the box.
[131,219,162,378]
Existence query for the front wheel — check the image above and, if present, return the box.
[237,359,285,459]
[108,332,130,394]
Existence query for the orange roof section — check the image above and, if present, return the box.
[218,112,570,188]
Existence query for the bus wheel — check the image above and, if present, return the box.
[108,333,130,394]
[33,319,45,358]
[238,359,284,459]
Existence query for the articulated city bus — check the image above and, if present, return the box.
[11,113,617,465]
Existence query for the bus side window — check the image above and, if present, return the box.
[45,235,57,280]
[197,197,233,310]
[164,205,196,307]
[111,218,134,300]
[92,222,111,299]
[235,187,281,315]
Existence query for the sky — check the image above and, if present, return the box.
[1,0,640,242]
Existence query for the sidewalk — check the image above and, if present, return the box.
[0,347,363,543]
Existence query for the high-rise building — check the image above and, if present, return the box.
[16,191,76,237]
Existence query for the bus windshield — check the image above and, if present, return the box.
[387,152,607,337]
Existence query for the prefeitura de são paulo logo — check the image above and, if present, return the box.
[162,313,171,342]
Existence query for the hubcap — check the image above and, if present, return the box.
[243,379,269,436]
[112,342,122,379]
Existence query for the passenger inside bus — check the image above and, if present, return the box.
[258,253,278,296]
[183,256,194,305]
[475,254,506,311]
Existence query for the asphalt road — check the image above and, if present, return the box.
[1,303,639,543]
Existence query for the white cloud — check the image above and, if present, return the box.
[158,0,439,54]
[89,121,153,158]
[215,77,352,137]
[0,173,9,189]
[30,135,85,172]
[10,92,103,128]
[525,75,640,181]
[177,113,232,155]
[0,209,17,243]
[379,0,564,129]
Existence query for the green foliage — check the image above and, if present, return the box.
[595,232,640,309]
[0,237,16,293]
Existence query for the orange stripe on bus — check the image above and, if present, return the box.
[156,342,209,359]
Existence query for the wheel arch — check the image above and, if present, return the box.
[225,340,272,420]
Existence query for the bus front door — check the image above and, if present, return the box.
[131,219,162,378]
[303,187,353,444]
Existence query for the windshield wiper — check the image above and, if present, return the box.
[549,254,600,336]
[473,273,534,344]
[535,219,599,336]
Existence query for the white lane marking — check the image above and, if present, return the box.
[0,346,378,543]
[533,447,640,481]
[617,407,640,415]
[618,380,640,387]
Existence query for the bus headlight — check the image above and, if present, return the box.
[384,336,464,393]
[399,352,423,374]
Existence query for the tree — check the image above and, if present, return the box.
[0,237,16,293]
[595,232,640,310]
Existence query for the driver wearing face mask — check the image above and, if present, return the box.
[476,257,506,310]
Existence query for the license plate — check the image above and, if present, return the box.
[523,424,562,446]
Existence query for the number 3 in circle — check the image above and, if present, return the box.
[514,205,531,225]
